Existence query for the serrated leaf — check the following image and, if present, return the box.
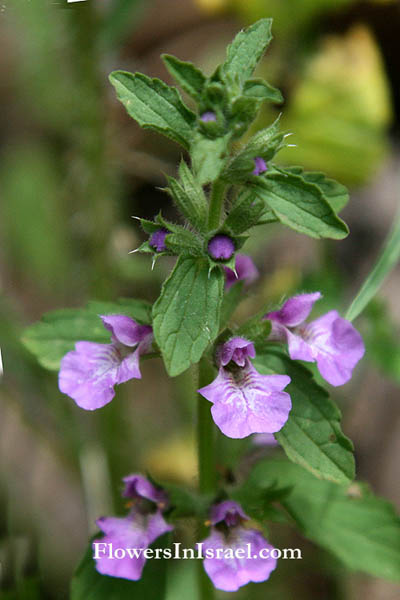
[165,162,208,232]
[109,71,195,149]
[162,54,206,101]
[253,348,355,484]
[70,534,170,600]
[222,18,273,87]
[246,459,400,582]
[152,257,224,376]
[253,172,349,239]
[22,299,152,371]
[280,166,349,213]
[243,78,283,103]
[191,133,230,185]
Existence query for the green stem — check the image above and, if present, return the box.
[208,179,226,230]
[197,358,217,600]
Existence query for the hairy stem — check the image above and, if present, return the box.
[197,358,217,599]
[208,179,226,230]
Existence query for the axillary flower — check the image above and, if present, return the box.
[223,253,259,290]
[59,315,153,410]
[94,474,172,581]
[200,500,277,592]
[198,337,291,438]
[265,292,365,386]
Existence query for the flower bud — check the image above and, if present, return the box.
[208,235,235,261]
[252,156,268,175]
[149,228,168,252]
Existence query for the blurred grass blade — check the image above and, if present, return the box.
[346,210,400,321]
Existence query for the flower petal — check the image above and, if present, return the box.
[101,315,152,347]
[117,348,142,383]
[198,364,291,439]
[59,342,120,410]
[306,311,365,386]
[210,501,249,526]
[219,337,256,368]
[286,329,315,362]
[202,527,277,592]
[94,511,172,581]
[122,474,169,506]
[265,292,322,327]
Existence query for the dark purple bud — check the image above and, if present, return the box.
[200,111,217,123]
[149,228,168,252]
[208,235,235,261]
[252,157,268,176]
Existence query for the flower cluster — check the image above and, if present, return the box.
[93,476,277,592]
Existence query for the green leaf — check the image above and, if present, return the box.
[165,162,208,232]
[222,18,273,87]
[22,299,152,371]
[165,229,203,257]
[109,71,195,149]
[280,166,349,213]
[253,348,355,484]
[346,211,400,322]
[246,459,400,582]
[152,257,224,376]
[224,189,265,234]
[162,54,206,101]
[191,133,230,185]
[243,78,283,103]
[70,534,170,600]
[253,172,349,239]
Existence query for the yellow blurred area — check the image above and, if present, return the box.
[195,0,228,15]
[307,26,390,128]
[144,434,197,483]
[278,25,392,183]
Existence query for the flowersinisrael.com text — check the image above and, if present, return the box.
[93,542,302,562]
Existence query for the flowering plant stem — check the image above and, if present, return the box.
[208,180,226,230]
[197,358,217,600]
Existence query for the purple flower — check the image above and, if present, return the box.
[200,500,277,592]
[200,111,217,123]
[198,337,291,438]
[224,254,259,289]
[149,228,168,252]
[59,315,153,410]
[252,157,267,176]
[265,292,365,386]
[208,235,235,261]
[93,474,173,581]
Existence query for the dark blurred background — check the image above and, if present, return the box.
[0,0,399,598]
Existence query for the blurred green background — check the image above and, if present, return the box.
[0,0,399,598]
